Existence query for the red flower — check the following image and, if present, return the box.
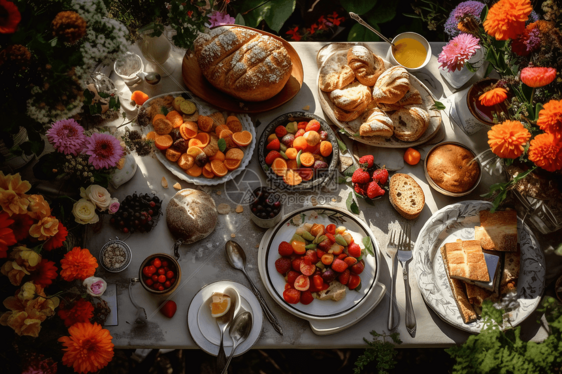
[43,222,68,251]
[0,0,21,34]
[58,299,94,327]
[187,10,193,17]
[309,23,318,34]
[30,259,58,288]
[327,11,345,27]
[317,15,328,30]
[0,211,16,258]
[9,213,33,241]
[521,67,557,88]
[286,26,301,41]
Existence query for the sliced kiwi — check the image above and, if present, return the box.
[173,96,185,112]
[180,100,196,115]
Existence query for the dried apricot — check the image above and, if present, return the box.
[165,148,181,162]
[166,111,183,128]
[131,91,149,105]
[303,131,320,146]
[319,141,333,157]
[154,118,173,135]
[226,116,242,132]
[186,165,202,177]
[155,135,173,150]
[177,153,195,170]
[225,148,244,161]
[198,116,214,132]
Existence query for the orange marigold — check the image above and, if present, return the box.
[479,88,508,106]
[487,120,531,159]
[537,99,562,138]
[60,247,97,281]
[520,67,557,88]
[483,0,533,40]
[528,133,562,172]
[58,299,94,327]
[59,322,114,374]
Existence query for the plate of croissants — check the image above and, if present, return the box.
[317,43,442,148]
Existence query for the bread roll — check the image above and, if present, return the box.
[319,53,355,92]
[390,106,429,142]
[378,87,423,111]
[372,66,410,104]
[359,104,394,137]
[346,46,385,86]
[329,81,372,112]
[427,144,480,193]
[194,27,292,102]
[333,99,370,122]
[389,173,425,219]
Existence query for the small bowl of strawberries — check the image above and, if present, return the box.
[350,155,389,201]
[139,253,181,295]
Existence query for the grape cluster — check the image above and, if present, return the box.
[250,188,282,219]
[110,193,162,233]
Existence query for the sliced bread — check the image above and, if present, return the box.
[389,173,425,219]
[390,106,429,142]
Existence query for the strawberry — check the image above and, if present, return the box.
[358,155,374,169]
[265,150,281,165]
[275,126,288,138]
[372,168,389,185]
[266,138,280,151]
[351,168,371,184]
[295,129,305,138]
[367,181,385,199]
[160,300,177,318]
[354,183,367,196]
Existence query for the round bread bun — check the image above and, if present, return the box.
[166,189,218,244]
[427,144,480,193]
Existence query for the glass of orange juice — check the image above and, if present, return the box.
[386,32,431,72]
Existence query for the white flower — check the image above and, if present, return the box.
[81,185,112,211]
[72,198,100,224]
[83,276,107,297]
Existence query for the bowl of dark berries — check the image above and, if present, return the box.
[139,253,181,295]
[349,155,389,201]
[249,187,284,229]
[110,192,162,234]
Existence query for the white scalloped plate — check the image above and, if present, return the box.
[141,91,256,186]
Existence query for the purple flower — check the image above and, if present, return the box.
[527,10,539,25]
[206,11,236,28]
[444,1,486,38]
[46,119,86,156]
[525,27,541,53]
[85,133,124,170]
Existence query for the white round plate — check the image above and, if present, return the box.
[187,281,263,356]
[413,201,545,333]
[141,91,256,186]
[259,206,381,320]
[316,43,442,148]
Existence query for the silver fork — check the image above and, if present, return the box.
[386,229,400,331]
[397,222,416,337]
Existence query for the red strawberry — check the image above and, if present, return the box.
[297,122,308,130]
[295,129,305,138]
[160,300,177,318]
[372,168,389,185]
[265,150,281,165]
[358,155,374,169]
[275,126,288,138]
[367,181,385,199]
[354,183,367,196]
[351,168,371,184]
[266,138,280,151]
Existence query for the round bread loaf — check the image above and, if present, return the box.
[166,189,218,244]
[427,144,480,193]
[194,27,292,102]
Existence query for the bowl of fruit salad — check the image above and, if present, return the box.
[258,207,380,320]
[258,112,339,191]
[139,254,181,295]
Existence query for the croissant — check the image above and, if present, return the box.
[329,81,372,112]
[346,46,385,86]
[359,104,394,138]
[378,87,423,112]
[372,66,410,104]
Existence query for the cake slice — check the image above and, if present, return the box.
[443,239,490,283]
[440,246,477,324]
[475,210,518,252]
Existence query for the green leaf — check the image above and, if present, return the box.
[235,13,245,26]
[341,0,377,15]
[431,101,446,111]
[160,106,169,116]
[243,0,296,33]
[336,138,347,153]
[362,236,375,257]
[365,2,397,24]
[338,175,350,184]
[480,5,489,23]
[466,62,477,73]
[353,132,361,137]
[348,22,380,42]
[218,138,227,152]
[346,192,360,214]
[342,164,358,178]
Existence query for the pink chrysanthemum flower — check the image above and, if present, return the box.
[46,119,86,155]
[438,33,481,72]
[206,11,236,28]
[85,133,124,170]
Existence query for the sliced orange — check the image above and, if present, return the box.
[287,159,298,170]
[225,148,244,161]
[283,169,302,186]
[285,148,298,160]
[215,124,229,137]
[186,146,204,158]
[202,163,215,179]
[210,150,225,162]
[210,160,228,177]
[180,121,198,139]
[152,114,166,125]
[155,135,173,150]
[232,131,253,147]
[224,159,241,171]
[195,132,210,148]
[188,138,203,148]
[272,158,287,176]
[186,165,202,177]
[300,152,315,167]
[166,111,183,128]
[146,131,157,141]
[210,293,231,318]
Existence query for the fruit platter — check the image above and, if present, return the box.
[140,91,256,186]
[258,112,339,191]
[258,207,380,319]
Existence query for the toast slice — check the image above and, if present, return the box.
[500,247,520,295]
[389,173,425,219]
[440,246,478,324]
[443,239,490,283]
[464,283,493,308]
[475,210,518,252]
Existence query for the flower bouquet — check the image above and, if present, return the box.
[0,172,114,373]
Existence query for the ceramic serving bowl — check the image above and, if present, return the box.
[423,141,482,197]
[258,112,339,192]
[249,187,284,229]
[139,253,182,295]
[386,32,432,72]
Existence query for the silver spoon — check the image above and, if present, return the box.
[216,287,241,371]
[225,241,283,335]
[136,71,161,85]
[220,311,253,374]
[129,278,147,324]
[349,12,404,53]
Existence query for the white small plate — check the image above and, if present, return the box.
[187,281,263,356]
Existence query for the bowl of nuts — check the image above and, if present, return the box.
[99,238,132,273]
[139,253,181,295]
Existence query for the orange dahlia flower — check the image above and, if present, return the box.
[59,322,114,374]
[29,259,58,288]
[0,211,16,258]
[43,221,68,251]
[520,67,557,88]
[58,299,94,327]
[27,194,52,220]
[29,216,59,241]
[537,99,562,138]
[479,88,508,106]
[488,120,531,159]
[528,133,562,172]
[0,0,21,34]
[60,247,97,281]
[0,172,31,216]
[483,0,532,40]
